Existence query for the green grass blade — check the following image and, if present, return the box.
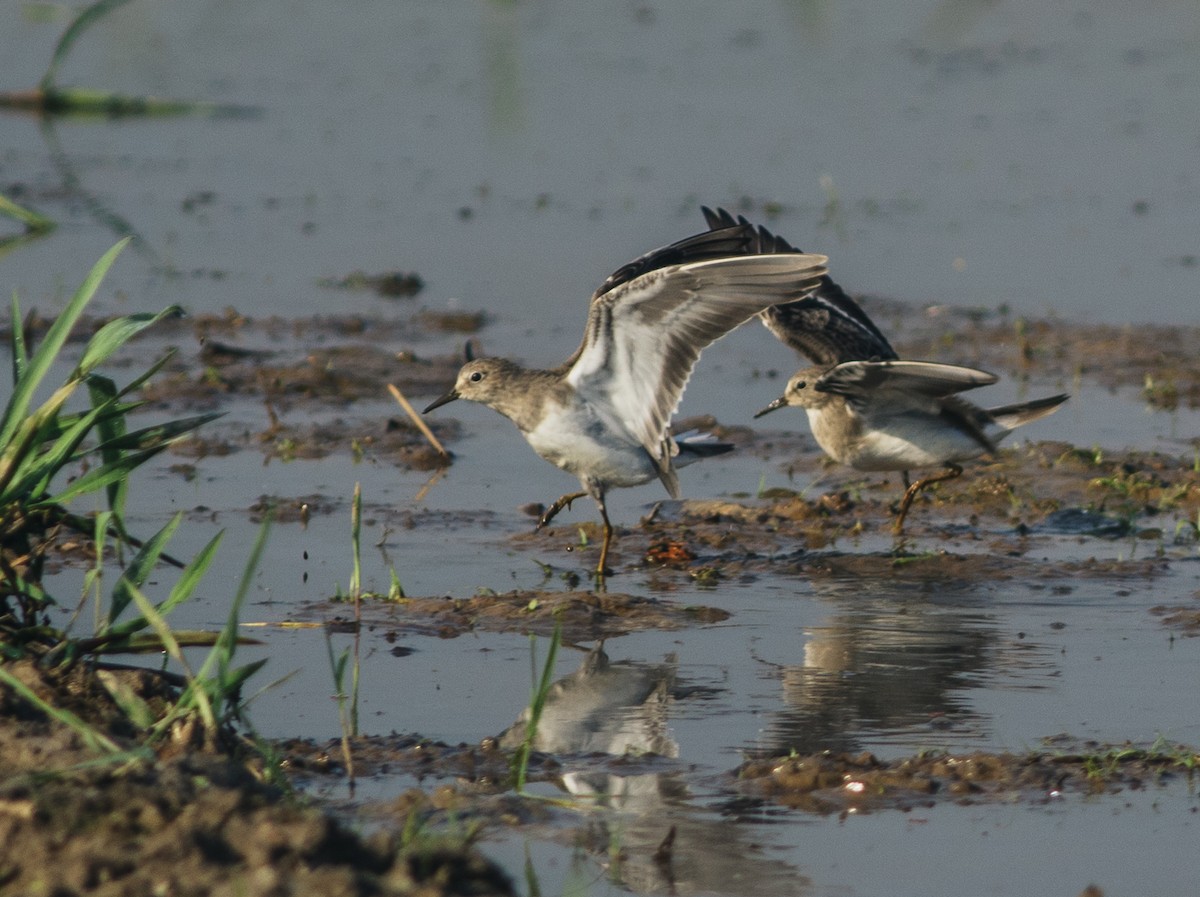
[77,306,183,374]
[0,381,85,501]
[2,400,109,503]
[0,193,55,233]
[0,239,129,448]
[94,630,261,653]
[160,530,224,615]
[96,669,155,729]
[106,530,225,638]
[196,514,272,687]
[88,412,224,456]
[219,658,269,696]
[514,619,561,793]
[40,0,137,91]
[86,374,127,514]
[40,445,167,506]
[51,400,145,439]
[9,291,28,384]
[106,349,176,401]
[0,667,125,755]
[107,513,182,627]
[127,583,216,733]
[350,482,362,598]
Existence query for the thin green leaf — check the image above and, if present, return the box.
[160,530,224,615]
[77,306,183,374]
[196,515,272,687]
[109,349,177,400]
[35,399,143,445]
[88,412,224,455]
[107,513,182,628]
[0,193,55,233]
[2,400,110,504]
[90,630,263,654]
[218,658,269,696]
[0,379,84,498]
[0,667,124,755]
[96,669,155,729]
[106,530,225,638]
[10,291,27,384]
[0,239,129,448]
[40,0,138,91]
[126,583,215,733]
[40,445,166,506]
[86,375,126,513]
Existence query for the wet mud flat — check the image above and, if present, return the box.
[3,301,1200,896]
[0,662,515,897]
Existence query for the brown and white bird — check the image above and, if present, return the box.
[424,220,828,578]
[699,208,1067,532]
[755,358,1068,533]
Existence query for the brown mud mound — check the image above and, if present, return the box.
[735,738,1200,815]
[514,438,1199,582]
[313,590,730,643]
[0,661,514,897]
[1150,601,1200,636]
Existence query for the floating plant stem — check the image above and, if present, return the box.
[388,383,449,459]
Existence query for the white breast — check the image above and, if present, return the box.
[808,407,991,472]
[524,400,658,489]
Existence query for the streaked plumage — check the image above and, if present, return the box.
[701,206,897,365]
[424,221,828,577]
[756,359,1068,532]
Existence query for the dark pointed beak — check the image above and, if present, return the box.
[423,388,460,414]
[754,395,788,419]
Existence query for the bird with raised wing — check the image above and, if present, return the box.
[755,359,1068,532]
[424,221,828,578]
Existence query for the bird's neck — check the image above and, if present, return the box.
[485,365,568,432]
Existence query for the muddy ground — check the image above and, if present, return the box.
[2,297,1198,894]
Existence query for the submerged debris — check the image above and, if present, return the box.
[318,270,425,298]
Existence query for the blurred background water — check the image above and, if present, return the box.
[3,0,1197,342]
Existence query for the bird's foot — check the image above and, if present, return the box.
[535,491,586,532]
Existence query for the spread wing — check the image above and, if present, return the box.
[566,253,828,494]
[702,206,898,365]
[559,221,761,372]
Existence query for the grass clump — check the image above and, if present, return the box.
[0,241,264,755]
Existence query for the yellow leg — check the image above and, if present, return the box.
[536,491,587,531]
[595,497,614,580]
[893,464,962,534]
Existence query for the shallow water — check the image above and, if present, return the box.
[3,0,1199,327]
[6,1,1200,895]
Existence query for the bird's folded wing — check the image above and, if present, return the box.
[567,254,828,477]
[818,359,998,400]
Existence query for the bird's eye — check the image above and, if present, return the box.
[795,380,807,390]
[469,371,484,383]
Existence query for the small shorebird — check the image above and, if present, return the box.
[424,221,828,578]
[755,359,1068,533]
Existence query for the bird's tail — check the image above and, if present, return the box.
[672,429,735,466]
[988,393,1069,431]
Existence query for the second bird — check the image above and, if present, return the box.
[756,359,1068,533]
